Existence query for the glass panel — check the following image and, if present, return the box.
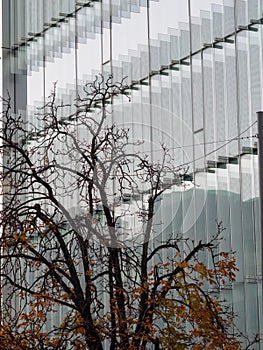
[159,33,170,67]
[139,45,149,79]
[236,0,247,26]
[253,199,261,277]
[229,191,244,282]
[203,49,216,157]
[223,0,235,35]
[260,0,263,16]
[180,22,191,58]
[181,65,193,170]
[191,18,201,53]
[249,30,261,116]
[242,177,257,278]
[201,10,212,44]
[214,49,226,158]
[225,39,238,156]
[233,283,246,331]
[168,28,180,62]
[212,3,223,40]
[247,0,258,20]
[192,54,203,132]
[245,283,259,335]
[237,33,251,150]
[190,0,223,18]
[149,39,160,72]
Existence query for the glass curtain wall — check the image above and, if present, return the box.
[2,0,263,346]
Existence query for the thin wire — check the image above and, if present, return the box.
[112,120,258,176]
[149,134,257,153]
[109,121,258,177]
[179,120,258,167]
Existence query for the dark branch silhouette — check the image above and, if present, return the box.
[0,75,259,350]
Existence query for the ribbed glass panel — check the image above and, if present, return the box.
[236,0,247,26]
[181,67,193,172]
[179,23,190,57]
[223,4,235,34]
[159,34,170,67]
[171,78,183,166]
[121,57,132,85]
[169,28,180,61]
[237,34,251,149]
[229,191,244,282]
[225,44,238,155]
[201,10,212,44]
[139,45,149,78]
[212,4,223,39]
[249,33,261,116]
[192,56,203,132]
[119,0,131,18]
[194,130,205,170]
[253,199,261,276]
[112,0,122,23]
[131,53,141,81]
[102,0,111,28]
[112,63,123,83]
[150,41,160,72]
[191,19,201,53]
[242,174,256,277]
[203,53,215,156]
[247,0,258,20]
[245,283,260,334]
[214,58,226,157]
[233,284,246,331]
[130,0,141,13]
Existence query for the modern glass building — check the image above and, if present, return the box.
[1,0,262,347]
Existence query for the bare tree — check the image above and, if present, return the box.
[0,76,258,349]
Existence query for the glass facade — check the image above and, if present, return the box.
[1,0,262,347]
